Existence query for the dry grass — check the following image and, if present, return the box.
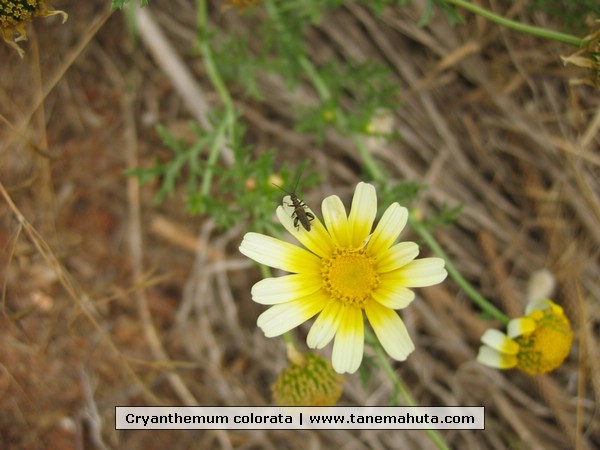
[1,1,598,449]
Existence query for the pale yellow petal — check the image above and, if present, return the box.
[371,284,415,310]
[507,317,536,339]
[276,205,333,258]
[331,306,364,374]
[307,299,342,349]
[251,274,322,305]
[477,346,518,369]
[375,241,419,273]
[367,203,408,255]
[365,301,414,361]
[348,182,377,247]
[524,298,555,315]
[239,232,320,273]
[383,257,447,287]
[480,329,519,355]
[322,195,350,247]
[257,294,325,337]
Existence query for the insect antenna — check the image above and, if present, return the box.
[271,163,307,195]
[272,165,314,231]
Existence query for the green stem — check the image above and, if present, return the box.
[352,135,386,183]
[370,331,451,450]
[282,332,296,348]
[197,0,236,115]
[259,263,272,280]
[196,0,237,200]
[408,214,510,325]
[201,120,227,197]
[298,56,332,99]
[287,35,391,184]
[445,0,583,47]
[265,0,389,186]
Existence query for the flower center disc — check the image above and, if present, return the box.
[321,248,379,308]
[516,309,573,375]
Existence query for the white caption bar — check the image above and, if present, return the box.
[116,406,484,430]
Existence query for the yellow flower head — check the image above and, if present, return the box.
[272,347,343,406]
[477,299,573,375]
[239,182,448,374]
[0,0,67,58]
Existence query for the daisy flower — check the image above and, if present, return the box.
[239,182,448,374]
[477,298,573,375]
[0,0,67,58]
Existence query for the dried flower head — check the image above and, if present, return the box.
[0,0,67,58]
[561,24,600,89]
[272,347,344,406]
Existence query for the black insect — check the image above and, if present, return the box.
[273,175,315,231]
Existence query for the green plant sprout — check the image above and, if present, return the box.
[445,0,583,47]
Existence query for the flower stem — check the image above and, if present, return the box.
[445,0,583,47]
[352,135,387,183]
[197,0,236,117]
[298,57,381,180]
[299,55,331,100]
[408,214,510,325]
[196,0,237,200]
[370,331,451,450]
